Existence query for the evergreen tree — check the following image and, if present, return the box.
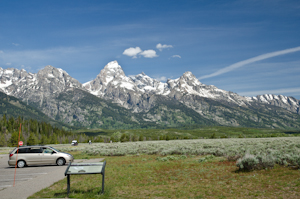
[166,135,170,141]
[210,133,216,139]
[50,134,58,144]
[132,134,137,142]
[120,133,127,142]
[9,130,25,147]
[138,135,143,141]
[8,116,15,133]
[2,114,7,127]
[27,132,38,145]
[0,133,6,147]
[63,137,69,144]
[0,115,77,146]
[40,135,48,145]
[111,132,121,142]
[94,136,104,142]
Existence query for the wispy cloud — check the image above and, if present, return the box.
[171,55,181,58]
[239,87,300,97]
[199,46,300,80]
[156,43,173,51]
[12,43,20,46]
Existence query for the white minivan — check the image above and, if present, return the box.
[8,146,74,168]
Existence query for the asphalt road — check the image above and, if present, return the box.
[0,154,104,199]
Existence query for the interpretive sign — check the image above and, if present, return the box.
[64,161,106,196]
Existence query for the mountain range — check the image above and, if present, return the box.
[0,61,299,129]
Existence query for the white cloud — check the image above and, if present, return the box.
[140,50,158,58]
[155,76,167,82]
[0,50,3,53]
[5,63,11,66]
[123,47,158,58]
[199,46,300,80]
[12,43,20,46]
[171,55,181,58]
[122,47,142,58]
[156,43,173,51]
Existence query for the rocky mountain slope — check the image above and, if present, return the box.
[83,61,250,111]
[0,91,66,128]
[0,61,299,129]
[0,65,82,106]
[247,94,299,114]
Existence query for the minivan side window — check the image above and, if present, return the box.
[43,148,54,153]
[29,148,42,153]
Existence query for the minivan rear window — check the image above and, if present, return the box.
[15,148,29,153]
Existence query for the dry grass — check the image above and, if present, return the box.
[29,154,300,199]
[0,147,13,154]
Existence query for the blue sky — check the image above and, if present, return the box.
[0,0,300,99]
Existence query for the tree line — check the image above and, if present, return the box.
[0,115,88,147]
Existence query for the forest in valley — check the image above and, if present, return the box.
[0,114,88,147]
[1,113,300,148]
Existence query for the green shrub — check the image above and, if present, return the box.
[236,154,259,170]
[198,155,215,163]
[226,154,242,161]
[156,155,187,162]
[256,154,275,169]
[236,153,275,171]
[156,157,170,162]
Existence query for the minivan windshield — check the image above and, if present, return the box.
[49,146,60,152]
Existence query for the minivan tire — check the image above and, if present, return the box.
[17,160,26,168]
[56,158,65,166]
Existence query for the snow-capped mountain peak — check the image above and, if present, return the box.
[248,94,299,113]
[0,65,83,107]
[37,65,82,89]
[1,60,298,118]
[180,71,202,87]
[0,68,35,93]
[100,61,127,85]
[182,71,201,85]
[83,61,250,110]
[105,60,122,70]
[83,61,139,97]
[131,72,167,94]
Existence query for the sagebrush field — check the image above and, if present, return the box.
[28,137,300,198]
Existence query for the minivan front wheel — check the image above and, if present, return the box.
[56,158,65,166]
[17,160,26,168]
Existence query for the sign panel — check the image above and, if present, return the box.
[19,141,23,146]
[66,163,104,174]
[65,161,106,196]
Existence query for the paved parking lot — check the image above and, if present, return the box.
[0,154,104,199]
[0,154,52,190]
